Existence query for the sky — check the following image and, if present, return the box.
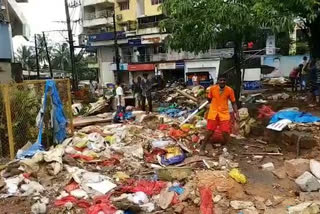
[13,0,81,49]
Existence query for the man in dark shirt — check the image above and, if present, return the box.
[141,74,153,113]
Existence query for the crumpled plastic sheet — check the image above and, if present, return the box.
[200,187,214,214]
[270,110,320,124]
[161,147,185,166]
[17,80,67,159]
[54,196,91,208]
[87,195,117,214]
[121,180,167,196]
[258,105,275,119]
[144,148,167,163]
[169,128,186,139]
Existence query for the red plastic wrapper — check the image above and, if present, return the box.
[171,193,180,205]
[54,196,91,208]
[64,181,80,193]
[87,195,117,214]
[169,128,186,139]
[200,187,214,214]
[144,148,167,163]
[121,180,167,196]
[69,154,95,162]
[258,105,275,119]
[99,158,121,167]
[158,124,170,130]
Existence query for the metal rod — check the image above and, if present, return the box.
[42,32,53,78]
[34,34,40,79]
[64,0,78,90]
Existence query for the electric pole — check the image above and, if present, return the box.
[64,0,77,90]
[42,32,53,78]
[34,34,40,79]
[113,12,120,83]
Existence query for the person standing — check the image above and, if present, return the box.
[289,66,300,92]
[115,82,124,109]
[200,76,239,155]
[141,74,153,113]
[192,73,199,86]
[132,77,142,109]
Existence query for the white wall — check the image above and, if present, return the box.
[184,59,220,83]
[98,47,115,84]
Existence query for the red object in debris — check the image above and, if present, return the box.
[169,128,186,139]
[159,124,170,130]
[100,157,121,167]
[54,196,91,209]
[258,105,275,119]
[192,135,200,143]
[87,195,117,214]
[23,173,31,179]
[199,187,214,214]
[121,180,167,196]
[69,154,95,162]
[144,148,167,163]
[171,193,180,205]
[64,181,80,193]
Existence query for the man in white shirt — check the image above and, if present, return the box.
[115,82,124,108]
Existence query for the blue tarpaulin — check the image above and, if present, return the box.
[270,111,320,124]
[17,80,67,159]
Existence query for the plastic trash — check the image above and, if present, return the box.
[169,186,184,195]
[87,195,117,214]
[199,187,214,214]
[169,128,186,139]
[158,124,170,130]
[151,140,173,149]
[127,191,149,205]
[270,110,320,124]
[258,105,275,119]
[54,196,91,208]
[229,168,247,184]
[161,147,185,166]
[64,181,79,193]
[121,180,166,196]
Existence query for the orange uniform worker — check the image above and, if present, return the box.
[200,76,239,154]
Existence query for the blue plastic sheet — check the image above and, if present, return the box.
[17,80,67,159]
[270,110,320,124]
[169,186,185,195]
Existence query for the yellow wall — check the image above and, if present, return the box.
[115,0,137,22]
[144,0,162,16]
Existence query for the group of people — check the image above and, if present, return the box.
[115,74,154,113]
[289,56,320,96]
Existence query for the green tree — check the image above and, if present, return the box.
[162,0,261,98]
[255,0,320,57]
[52,43,71,71]
[15,46,36,70]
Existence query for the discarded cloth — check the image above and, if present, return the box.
[17,80,67,159]
[270,111,320,124]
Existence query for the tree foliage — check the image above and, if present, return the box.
[255,0,320,57]
[15,46,36,70]
[162,0,260,54]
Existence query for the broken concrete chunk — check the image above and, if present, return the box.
[255,200,266,210]
[285,159,310,178]
[310,159,320,179]
[213,195,222,203]
[272,166,286,179]
[230,200,254,209]
[299,192,320,201]
[261,162,275,171]
[287,202,318,214]
[295,171,320,192]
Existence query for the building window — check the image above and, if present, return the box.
[151,0,163,5]
[119,1,130,11]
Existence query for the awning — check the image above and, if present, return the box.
[7,0,30,39]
